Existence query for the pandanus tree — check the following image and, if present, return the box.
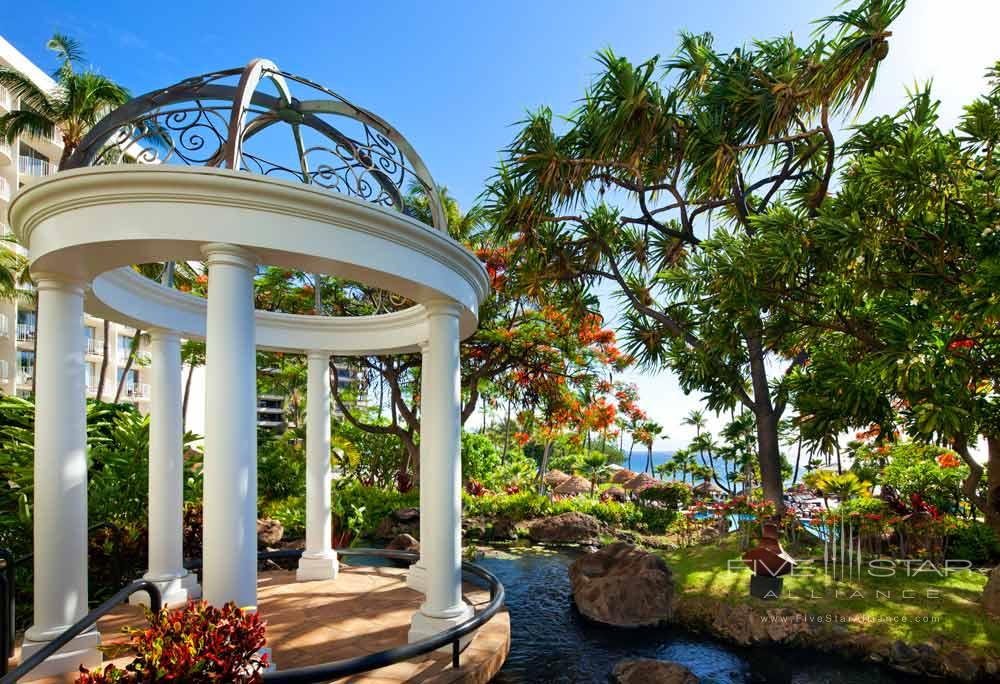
[484,0,905,513]
[775,68,1000,542]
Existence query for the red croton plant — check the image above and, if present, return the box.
[78,601,267,683]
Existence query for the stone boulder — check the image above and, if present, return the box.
[374,507,420,540]
[984,566,1000,619]
[569,542,675,627]
[611,659,698,684]
[527,512,602,545]
[256,518,283,547]
[386,533,419,554]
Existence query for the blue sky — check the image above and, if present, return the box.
[3,0,998,449]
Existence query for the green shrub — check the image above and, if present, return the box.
[463,491,551,521]
[637,481,692,509]
[948,519,1000,564]
[638,506,677,533]
[880,442,967,512]
[258,432,306,501]
[331,481,419,537]
[549,496,644,529]
[259,496,306,539]
[461,432,502,483]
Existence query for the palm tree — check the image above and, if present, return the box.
[653,461,672,481]
[577,452,610,496]
[0,35,130,166]
[640,421,663,474]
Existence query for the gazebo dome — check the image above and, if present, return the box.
[64,59,446,230]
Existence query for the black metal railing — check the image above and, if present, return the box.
[3,545,504,683]
[0,581,161,684]
[1,521,123,677]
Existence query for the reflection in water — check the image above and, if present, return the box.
[478,548,908,684]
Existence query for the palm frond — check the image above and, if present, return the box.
[0,68,57,119]
[0,109,54,145]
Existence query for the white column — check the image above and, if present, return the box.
[202,243,258,609]
[296,350,338,581]
[131,330,200,607]
[20,276,102,677]
[409,300,473,644]
[406,340,431,593]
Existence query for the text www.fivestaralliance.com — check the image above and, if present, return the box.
[759,614,941,624]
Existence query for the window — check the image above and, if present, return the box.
[85,362,97,389]
[117,335,133,361]
[18,350,34,383]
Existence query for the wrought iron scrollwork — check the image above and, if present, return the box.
[64,62,444,231]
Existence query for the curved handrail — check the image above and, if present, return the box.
[0,580,161,684]
[256,548,505,683]
[4,546,504,683]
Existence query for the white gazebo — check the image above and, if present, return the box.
[8,60,489,678]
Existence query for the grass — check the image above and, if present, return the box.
[660,537,999,656]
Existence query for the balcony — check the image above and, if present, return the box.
[18,155,53,179]
[0,176,9,202]
[117,349,151,365]
[0,87,10,111]
[0,142,11,165]
[86,337,105,356]
[16,323,35,342]
[16,369,33,387]
[125,382,150,400]
[0,314,8,338]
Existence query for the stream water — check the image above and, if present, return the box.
[477,548,909,684]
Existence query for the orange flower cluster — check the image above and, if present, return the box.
[936,451,961,468]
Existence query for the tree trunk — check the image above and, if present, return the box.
[627,438,635,470]
[987,435,1000,536]
[182,362,195,434]
[501,399,512,463]
[536,440,553,494]
[747,331,785,514]
[792,435,803,486]
[114,329,142,403]
[95,319,110,401]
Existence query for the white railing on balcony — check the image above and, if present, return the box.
[118,349,151,365]
[16,323,35,342]
[0,360,8,383]
[0,176,9,201]
[125,382,150,400]
[0,314,8,337]
[86,337,105,356]
[0,142,10,160]
[17,369,32,386]
[18,155,52,177]
[0,87,10,110]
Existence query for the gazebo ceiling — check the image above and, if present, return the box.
[63,59,446,231]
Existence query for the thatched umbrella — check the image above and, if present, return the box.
[611,468,637,485]
[602,485,627,502]
[543,469,571,488]
[623,472,658,493]
[553,475,591,496]
[693,480,724,498]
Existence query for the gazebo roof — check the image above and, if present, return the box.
[63,59,446,231]
[553,475,591,496]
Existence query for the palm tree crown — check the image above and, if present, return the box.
[0,34,130,166]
